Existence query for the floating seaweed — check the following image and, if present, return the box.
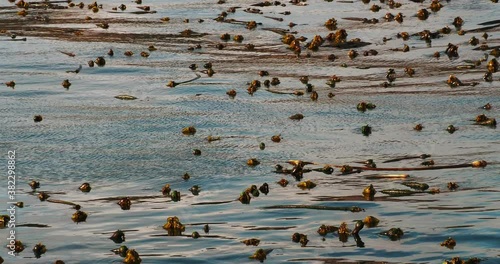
[171,190,181,202]
[247,158,260,166]
[110,230,126,243]
[362,184,376,200]
[124,249,142,264]
[114,95,137,100]
[167,73,201,88]
[242,238,260,246]
[29,180,40,190]
[163,216,185,236]
[336,160,487,171]
[442,257,481,264]
[317,224,338,236]
[297,180,316,190]
[249,248,271,262]
[71,210,87,223]
[380,228,404,240]
[401,181,429,191]
[182,126,196,135]
[363,216,380,228]
[263,205,364,212]
[447,182,460,190]
[381,188,440,196]
[441,237,457,249]
[117,197,132,210]
[291,233,309,247]
[111,245,129,257]
[32,243,47,258]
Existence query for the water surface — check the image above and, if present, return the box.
[1,0,499,263]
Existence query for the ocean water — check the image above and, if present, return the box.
[0,0,499,263]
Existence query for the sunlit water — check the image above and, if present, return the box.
[1,0,499,263]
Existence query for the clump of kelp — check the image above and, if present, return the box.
[163,216,185,236]
[316,220,366,245]
[442,257,481,264]
[1,0,498,263]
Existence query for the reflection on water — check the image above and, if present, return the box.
[1,0,499,263]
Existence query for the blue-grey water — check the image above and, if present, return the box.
[1,0,499,263]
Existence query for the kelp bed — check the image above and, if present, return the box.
[0,0,499,263]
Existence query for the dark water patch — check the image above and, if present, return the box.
[276,217,303,220]
[98,229,139,234]
[17,223,51,228]
[191,200,235,206]
[139,253,172,257]
[466,24,500,33]
[238,225,256,228]
[263,205,365,212]
[184,222,227,226]
[421,206,485,210]
[149,234,236,240]
[0,89,61,97]
[288,259,400,264]
[362,174,410,179]
[444,225,475,229]
[478,19,500,26]
[247,226,296,231]
[47,199,79,206]
[87,195,164,202]
[460,208,500,213]
[107,11,158,15]
[27,191,66,195]
[443,187,489,192]
[148,200,172,204]
[478,189,500,192]
[313,195,439,203]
